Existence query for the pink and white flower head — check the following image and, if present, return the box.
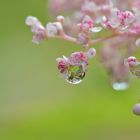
[103,8,135,31]
[56,56,69,74]
[25,16,46,44]
[56,49,96,84]
[56,52,88,84]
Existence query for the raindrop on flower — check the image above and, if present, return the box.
[65,65,86,84]
[112,82,129,91]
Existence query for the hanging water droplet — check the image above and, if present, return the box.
[65,65,86,84]
[112,82,129,91]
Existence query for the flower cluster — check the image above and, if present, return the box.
[26,0,140,115]
[77,15,102,47]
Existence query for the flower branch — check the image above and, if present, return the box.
[26,0,140,115]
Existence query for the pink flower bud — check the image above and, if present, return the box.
[127,56,137,67]
[56,57,68,73]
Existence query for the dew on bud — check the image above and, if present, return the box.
[65,65,85,84]
[112,82,129,91]
[133,103,140,116]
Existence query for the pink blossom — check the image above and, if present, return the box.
[102,9,135,31]
[78,15,94,32]
[32,29,45,44]
[56,57,69,74]
[116,10,134,26]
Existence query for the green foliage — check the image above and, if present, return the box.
[0,0,140,140]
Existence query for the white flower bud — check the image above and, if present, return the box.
[46,22,58,37]
[25,16,38,26]
[56,15,65,23]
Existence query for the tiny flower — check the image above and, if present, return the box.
[102,9,135,31]
[117,10,134,25]
[56,56,69,74]
[86,48,96,58]
[25,16,45,33]
[46,22,63,37]
[25,16,45,44]
[25,16,38,26]
[32,29,46,44]
[102,16,114,29]
[126,56,137,67]
[77,33,89,46]
[125,56,140,78]
[78,15,94,32]
[56,15,65,23]
[78,15,102,41]
[68,52,88,67]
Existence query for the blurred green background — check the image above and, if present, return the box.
[0,0,140,140]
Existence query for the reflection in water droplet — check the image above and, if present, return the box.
[112,82,129,91]
[65,65,86,84]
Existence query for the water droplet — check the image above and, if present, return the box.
[112,82,129,91]
[65,65,86,84]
